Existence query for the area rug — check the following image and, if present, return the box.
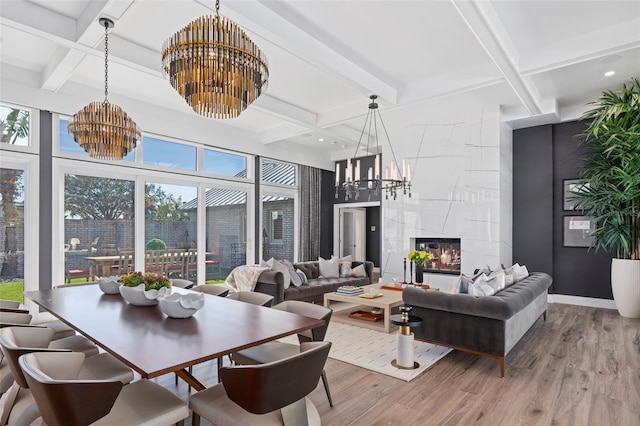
[280,321,451,382]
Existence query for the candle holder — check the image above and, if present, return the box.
[409,261,414,285]
[403,258,407,284]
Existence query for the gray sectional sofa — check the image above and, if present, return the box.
[402,272,552,377]
[254,260,374,305]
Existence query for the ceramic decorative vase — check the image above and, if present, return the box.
[159,292,204,318]
[119,284,169,306]
[415,263,424,284]
[98,276,121,295]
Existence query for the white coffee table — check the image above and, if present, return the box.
[324,284,404,333]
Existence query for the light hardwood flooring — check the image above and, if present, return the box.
[157,303,639,425]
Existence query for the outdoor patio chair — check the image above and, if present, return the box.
[165,249,186,278]
[190,341,331,426]
[20,351,188,426]
[69,238,81,251]
[232,300,334,407]
[0,327,134,426]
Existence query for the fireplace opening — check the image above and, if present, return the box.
[415,238,461,275]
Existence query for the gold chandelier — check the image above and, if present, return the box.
[162,0,269,119]
[68,18,141,161]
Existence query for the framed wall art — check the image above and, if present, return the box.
[563,215,596,248]
[563,179,589,211]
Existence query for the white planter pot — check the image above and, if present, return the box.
[611,258,640,318]
[119,284,169,306]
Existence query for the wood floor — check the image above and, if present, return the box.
[157,303,640,426]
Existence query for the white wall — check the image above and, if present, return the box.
[379,107,512,289]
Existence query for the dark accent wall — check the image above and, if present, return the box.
[513,121,613,299]
[39,111,53,290]
[551,121,612,299]
[319,169,334,259]
[366,206,380,266]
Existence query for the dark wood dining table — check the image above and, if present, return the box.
[25,285,324,391]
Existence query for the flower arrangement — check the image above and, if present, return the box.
[407,249,434,266]
[118,271,170,291]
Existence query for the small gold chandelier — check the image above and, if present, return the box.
[161,0,269,119]
[68,18,141,161]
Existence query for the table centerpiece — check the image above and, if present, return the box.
[118,271,171,306]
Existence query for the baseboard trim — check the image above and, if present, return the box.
[548,294,617,310]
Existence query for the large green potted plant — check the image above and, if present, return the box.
[574,78,640,318]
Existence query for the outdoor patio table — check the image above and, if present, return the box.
[25,285,323,391]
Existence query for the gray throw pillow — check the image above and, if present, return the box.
[295,270,308,285]
[289,269,303,287]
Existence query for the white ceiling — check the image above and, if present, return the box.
[1,0,639,164]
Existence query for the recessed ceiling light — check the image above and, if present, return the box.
[341,144,347,148]
[330,141,337,145]
[604,70,616,77]
[318,138,324,142]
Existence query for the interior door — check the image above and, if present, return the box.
[340,208,366,260]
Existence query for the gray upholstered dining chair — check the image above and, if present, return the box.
[190,341,331,426]
[20,351,189,426]
[226,290,274,307]
[0,311,98,357]
[232,300,334,407]
[0,309,77,341]
[191,284,230,297]
[170,278,195,289]
[0,326,134,426]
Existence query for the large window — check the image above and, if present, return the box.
[262,196,294,261]
[202,186,248,278]
[261,159,296,186]
[203,148,248,178]
[1,105,30,147]
[143,137,196,171]
[0,166,25,300]
[144,182,196,279]
[63,174,135,281]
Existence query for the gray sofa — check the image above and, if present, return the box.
[254,260,374,305]
[402,272,552,377]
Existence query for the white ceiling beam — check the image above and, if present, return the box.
[450,0,543,116]
[0,1,76,42]
[210,0,398,105]
[39,0,137,91]
[253,95,317,128]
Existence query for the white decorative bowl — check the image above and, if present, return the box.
[98,276,121,295]
[119,284,170,306]
[159,293,204,318]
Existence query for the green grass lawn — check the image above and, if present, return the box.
[0,281,25,303]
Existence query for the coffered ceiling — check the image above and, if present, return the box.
[1,0,638,164]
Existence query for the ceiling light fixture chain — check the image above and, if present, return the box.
[162,0,269,119]
[67,17,141,161]
[103,18,109,102]
[336,95,411,201]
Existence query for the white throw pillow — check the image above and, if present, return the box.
[289,269,303,287]
[509,263,529,283]
[468,273,504,296]
[267,258,291,289]
[318,256,339,278]
[349,264,367,278]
